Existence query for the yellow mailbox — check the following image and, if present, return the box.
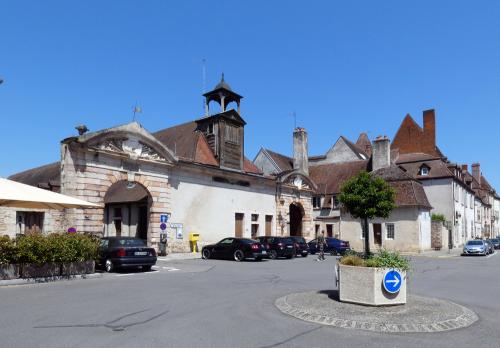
[189,233,200,253]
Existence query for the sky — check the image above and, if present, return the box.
[1,1,500,189]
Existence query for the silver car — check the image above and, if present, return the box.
[485,240,495,254]
[462,240,488,256]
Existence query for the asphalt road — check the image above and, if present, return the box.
[1,252,499,348]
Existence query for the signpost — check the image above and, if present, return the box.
[383,270,402,294]
[160,214,169,223]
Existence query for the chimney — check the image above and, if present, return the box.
[461,164,468,172]
[472,163,481,184]
[423,109,436,154]
[293,127,309,176]
[372,135,391,171]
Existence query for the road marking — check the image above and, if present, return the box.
[162,266,180,272]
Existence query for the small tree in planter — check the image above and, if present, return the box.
[338,171,396,257]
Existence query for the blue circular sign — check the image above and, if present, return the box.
[160,223,167,231]
[383,270,403,294]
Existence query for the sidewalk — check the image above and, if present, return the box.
[157,252,201,262]
[401,248,463,258]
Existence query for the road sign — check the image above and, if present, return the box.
[160,214,169,223]
[383,270,402,294]
[160,223,167,231]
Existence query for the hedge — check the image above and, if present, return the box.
[0,234,100,265]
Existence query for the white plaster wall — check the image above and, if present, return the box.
[422,178,453,220]
[419,209,431,250]
[340,207,427,252]
[494,199,500,236]
[169,169,276,246]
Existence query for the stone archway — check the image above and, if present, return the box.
[103,181,152,241]
[289,202,304,237]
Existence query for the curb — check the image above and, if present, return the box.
[0,273,103,287]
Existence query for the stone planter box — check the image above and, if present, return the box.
[0,264,20,280]
[21,263,61,279]
[61,261,95,276]
[338,264,407,306]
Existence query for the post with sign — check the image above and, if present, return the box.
[158,214,169,256]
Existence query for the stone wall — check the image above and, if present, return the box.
[277,188,314,240]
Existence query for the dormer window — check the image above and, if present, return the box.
[419,165,430,176]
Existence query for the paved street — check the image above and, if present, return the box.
[1,253,499,348]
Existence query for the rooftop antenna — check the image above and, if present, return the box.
[202,58,207,112]
[132,101,142,122]
[291,111,297,129]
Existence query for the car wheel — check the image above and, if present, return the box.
[234,250,245,262]
[202,248,211,259]
[255,257,262,262]
[302,253,308,258]
[105,259,114,273]
[330,250,338,256]
[286,255,293,259]
[269,250,278,260]
[143,265,152,272]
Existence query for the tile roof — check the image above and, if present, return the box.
[309,160,369,194]
[355,133,372,156]
[8,162,61,192]
[396,158,454,180]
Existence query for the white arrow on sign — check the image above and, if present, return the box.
[386,276,400,287]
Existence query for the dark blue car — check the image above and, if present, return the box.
[308,237,351,256]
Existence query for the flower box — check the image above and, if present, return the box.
[21,263,61,279]
[0,264,20,280]
[338,264,407,306]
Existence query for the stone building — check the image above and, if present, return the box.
[1,76,313,252]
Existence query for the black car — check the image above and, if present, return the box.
[489,238,500,249]
[97,237,157,272]
[256,236,295,259]
[290,236,309,257]
[308,237,351,256]
[201,237,266,261]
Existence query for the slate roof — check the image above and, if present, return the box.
[264,149,294,172]
[8,162,61,192]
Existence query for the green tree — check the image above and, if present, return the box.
[338,171,396,256]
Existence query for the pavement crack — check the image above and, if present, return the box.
[257,326,322,348]
[34,308,169,332]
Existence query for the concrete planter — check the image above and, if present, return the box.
[61,261,95,276]
[0,264,20,280]
[21,263,61,279]
[338,264,407,306]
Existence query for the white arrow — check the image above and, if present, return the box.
[386,276,400,287]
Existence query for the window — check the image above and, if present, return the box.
[419,165,430,176]
[326,224,333,238]
[386,223,395,240]
[251,214,259,222]
[251,224,259,238]
[224,124,239,144]
[312,196,321,209]
[333,196,340,209]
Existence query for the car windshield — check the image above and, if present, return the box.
[114,238,146,247]
[466,241,483,246]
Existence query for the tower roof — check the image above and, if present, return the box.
[203,73,242,99]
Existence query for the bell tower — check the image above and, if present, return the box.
[203,73,243,115]
[196,74,246,171]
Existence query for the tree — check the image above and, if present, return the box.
[338,171,396,256]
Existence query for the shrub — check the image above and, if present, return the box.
[431,213,446,223]
[3,233,100,265]
[339,255,365,267]
[339,249,411,272]
[0,236,17,265]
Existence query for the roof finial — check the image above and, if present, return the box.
[221,72,225,82]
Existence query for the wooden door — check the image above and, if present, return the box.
[25,212,43,234]
[265,215,273,236]
[235,213,244,238]
[326,224,333,238]
[373,223,382,246]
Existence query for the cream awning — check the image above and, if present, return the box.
[0,178,101,209]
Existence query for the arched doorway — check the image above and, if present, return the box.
[289,202,304,237]
[103,181,151,241]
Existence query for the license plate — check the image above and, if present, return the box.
[135,251,148,256]
[287,245,293,249]
[261,251,267,255]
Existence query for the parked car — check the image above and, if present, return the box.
[256,236,295,259]
[201,237,266,261]
[462,240,488,256]
[308,237,351,255]
[97,237,157,272]
[485,240,495,254]
[488,238,500,250]
[290,236,309,257]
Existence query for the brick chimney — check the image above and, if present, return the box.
[372,136,391,171]
[472,163,481,184]
[293,127,309,176]
[423,109,436,155]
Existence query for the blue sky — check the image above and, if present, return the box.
[1,1,499,189]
